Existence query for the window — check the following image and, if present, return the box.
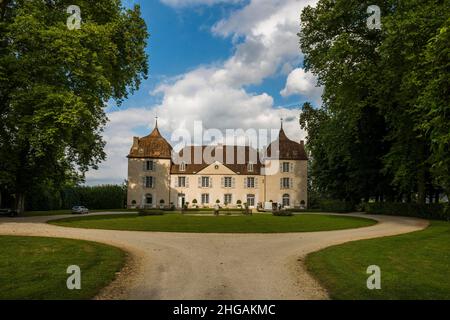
[248,163,254,172]
[145,160,154,171]
[224,177,232,188]
[180,162,186,172]
[281,177,290,189]
[224,194,232,205]
[145,176,154,188]
[145,194,153,205]
[282,194,290,207]
[178,176,186,188]
[246,177,255,188]
[201,193,210,204]
[282,162,290,173]
[247,194,255,207]
[201,176,210,188]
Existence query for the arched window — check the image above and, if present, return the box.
[247,194,255,207]
[180,162,186,172]
[145,194,153,205]
[282,194,290,207]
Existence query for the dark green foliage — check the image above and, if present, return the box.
[299,0,449,206]
[138,209,165,216]
[62,185,126,210]
[364,202,448,221]
[319,200,355,213]
[26,184,127,211]
[273,210,294,217]
[0,1,149,212]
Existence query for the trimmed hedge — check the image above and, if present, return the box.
[364,202,449,221]
[273,210,294,217]
[138,209,165,216]
[319,200,354,213]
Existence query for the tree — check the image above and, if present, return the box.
[299,0,449,204]
[0,0,148,212]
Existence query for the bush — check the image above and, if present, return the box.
[364,202,448,221]
[138,209,165,216]
[319,199,354,213]
[273,210,293,217]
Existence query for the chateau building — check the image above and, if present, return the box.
[127,121,308,209]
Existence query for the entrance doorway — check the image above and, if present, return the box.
[178,193,186,208]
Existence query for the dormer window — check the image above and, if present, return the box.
[180,162,186,172]
[248,162,254,173]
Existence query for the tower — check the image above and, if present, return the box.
[127,119,172,208]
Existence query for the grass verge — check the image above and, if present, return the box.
[0,236,126,300]
[306,221,450,300]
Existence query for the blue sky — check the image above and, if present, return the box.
[87,0,321,185]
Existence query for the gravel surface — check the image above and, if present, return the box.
[0,212,428,300]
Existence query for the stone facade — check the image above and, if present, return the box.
[127,123,308,209]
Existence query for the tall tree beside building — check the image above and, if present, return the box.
[299,0,449,203]
[0,0,149,212]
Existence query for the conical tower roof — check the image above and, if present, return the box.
[266,121,308,160]
[128,120,173,159]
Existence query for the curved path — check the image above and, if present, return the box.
[0,213,428,300]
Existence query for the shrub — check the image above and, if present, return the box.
[319,199,354,213]
[364,202,448,221]
[273,210,293,217]
[138,209,165,216]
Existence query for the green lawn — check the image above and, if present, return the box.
[306,221,450,300]
[0,236,126,300]
[49,213,376,233]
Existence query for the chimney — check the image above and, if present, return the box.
[132,137,139,150]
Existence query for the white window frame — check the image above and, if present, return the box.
[282,194,290,207]
[247,194,255,207]
[224,194,232,205]
[282,162,290,173]
[201,176,210,188]
[201,193,210,204]
[145,160,154,171]
[145,176,154,188]
[248,162,254,172]
[247,177,255,188]
[224,177,232,188]
[178,176,186,188]
[281,177,290,189]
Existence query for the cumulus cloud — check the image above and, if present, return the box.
[86,0,319,185]
[160,0,244,8]
[281,68,323,103]
[85,108,155,185]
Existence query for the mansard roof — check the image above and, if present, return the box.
[128,124,173,159]
[171,145,262,175]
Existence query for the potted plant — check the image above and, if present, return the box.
[192,199,198,208]
[159,199,165,209]
[236,200,242,209]
[300,200,306,210]
[131,200,137,209]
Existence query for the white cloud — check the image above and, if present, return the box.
[85,108,155,185]
[86,0,319,185]
[160,0,243,8]
[280,68,322,103]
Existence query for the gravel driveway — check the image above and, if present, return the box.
[0,213,428,300]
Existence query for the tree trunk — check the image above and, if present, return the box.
[417,167,426,204]
[15,193,25,214]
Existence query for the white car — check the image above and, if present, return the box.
[71,206,89,214]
